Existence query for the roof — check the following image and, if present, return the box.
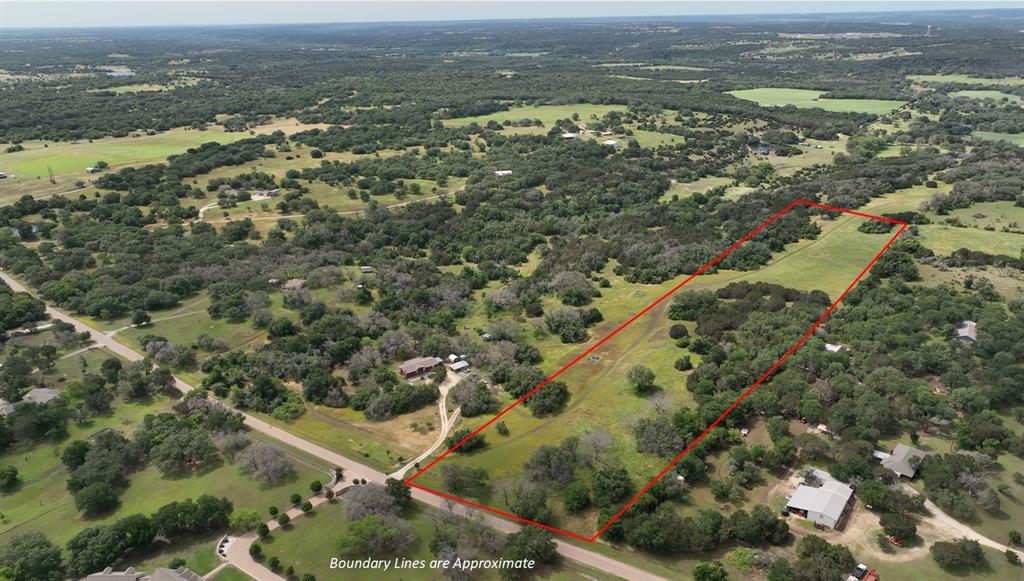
[0,399,13,416]
[450,360,470,371]
[359,266,375,273]
[787,479,853,522]
[955,320,977,341]
[881,444,927,477]
[398,356,442,375]
[23,387,59,405]
[282,278,306,290]
[824,343,843,353]
[150,568,202,581]
[85,568,146,581]
[494,170,513,176]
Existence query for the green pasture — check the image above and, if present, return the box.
[727,88,905,114]
[950,90,1023,104]
[973,131,1024,147]
[941,201,1024,231]
[909,74,1024,86]
[442,104,628,127]
[916,225,1023,257]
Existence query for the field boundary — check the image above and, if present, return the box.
[406,199,908,542]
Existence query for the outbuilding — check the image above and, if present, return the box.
[786,479,854,529]
[954,320,977,343]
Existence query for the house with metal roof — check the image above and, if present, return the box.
[398,356,443,378]
[22,387,59,405]
[954,320,977,343]
[881,444,927,479]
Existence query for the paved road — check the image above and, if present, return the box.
[2,269,665,581]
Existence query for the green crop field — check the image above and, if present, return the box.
[950,90,1023,104]
[973,131,1024,146]
[909,74,1024,86]
[727,88,905,114]
[442,104,628,127]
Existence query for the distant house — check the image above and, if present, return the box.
[786,478,854,529]
[481,332,494,341]
[954,320,977,343]
[881,444,927,479]
[750,143,774,155]
[599,131,613,137]
[824,343,844,353]
[450,360,470,372]
[398,356,443,378]
[282,278,306,291]
[561,132,579,139]
[602,139,621,150]
[87,567,201,581]
[0,399,14,416]
[359,266,376,274]
[494,170,513,176]
[85,166,101,174]
[23,387,59,405]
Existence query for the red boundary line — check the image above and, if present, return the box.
[406,199,908,542]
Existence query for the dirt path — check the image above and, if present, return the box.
[392,371,462,480]
[201,191,456,223]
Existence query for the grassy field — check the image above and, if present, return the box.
[973,131,1024,147]
[941,201,1024,231]
[209,566,249,581]
[442,104,628,127]
[727,88,905,114]
[261,499,618,581]
[416,212,894,536]
[909,74,1024,86]
[950,90,1023,104]
[916,225,1023,257]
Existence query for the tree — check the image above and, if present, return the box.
[627,365,656,395]
[880,512,917,542]
[1010,530,1022,546]
[132,310,151,327]
[795,536,855,581]
[0,465,18,492]
[446,428,486,453]
[931,538,986,570]
[345,484,400,519]
[693,561,729,581]
[440,464,488,496]
[301,501,313,513]
[257,523,270,538]
[236,443,296,483]
[310,480,323,494]
[592,466,631,507]
[337,515,415,556]
[269,506,279,517]
[249,542,262,558]
[501,528,558,579]
[73,482,120,516]
[277,513,291,527]
[385,477,412,509]
[563,482,591,512]
[0,532,63,581]
[290,493,302,505]
[767,558,795,581]
[524,381,569,416]
[229,508,263,531]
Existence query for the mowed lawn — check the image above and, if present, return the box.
[442,104,628,127]
[0,388,329,548]
[727,88,905,114]
[415,213,894,536]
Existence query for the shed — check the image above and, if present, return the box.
[602,139,621,150]
[447,354,461,364]
[494,170,513,176]
[561,132,579,139]
[954,320,977,343]
[786,479,853,529]
[398,356,443,378]
[824,343,843,353]
[359,266,376,274]
[881,444,927,478]
[0,399,14,416]
[450,360,470,372]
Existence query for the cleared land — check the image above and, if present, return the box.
[442,104,628,127]
[909,74,1024,86]
[973,131,1024,147]
[949,90,1023,104]
[413,210,896,538]
[727,88,905,114]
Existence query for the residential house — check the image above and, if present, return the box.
[881,444,927,479]
[86,568,147,581]
[494,170,513,176]
[0,399,14,416]
[786,477,854,529]
[282,278,306,291]
[602,139,621,150]
[954,320,977,343]
[398,356,443,378]
[561,132,579,139]
[86,567,200,581]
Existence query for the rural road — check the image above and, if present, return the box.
[1,269,666,581]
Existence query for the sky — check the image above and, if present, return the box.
[3,1,1023,29]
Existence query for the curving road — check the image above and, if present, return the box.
[0,269,666,581]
